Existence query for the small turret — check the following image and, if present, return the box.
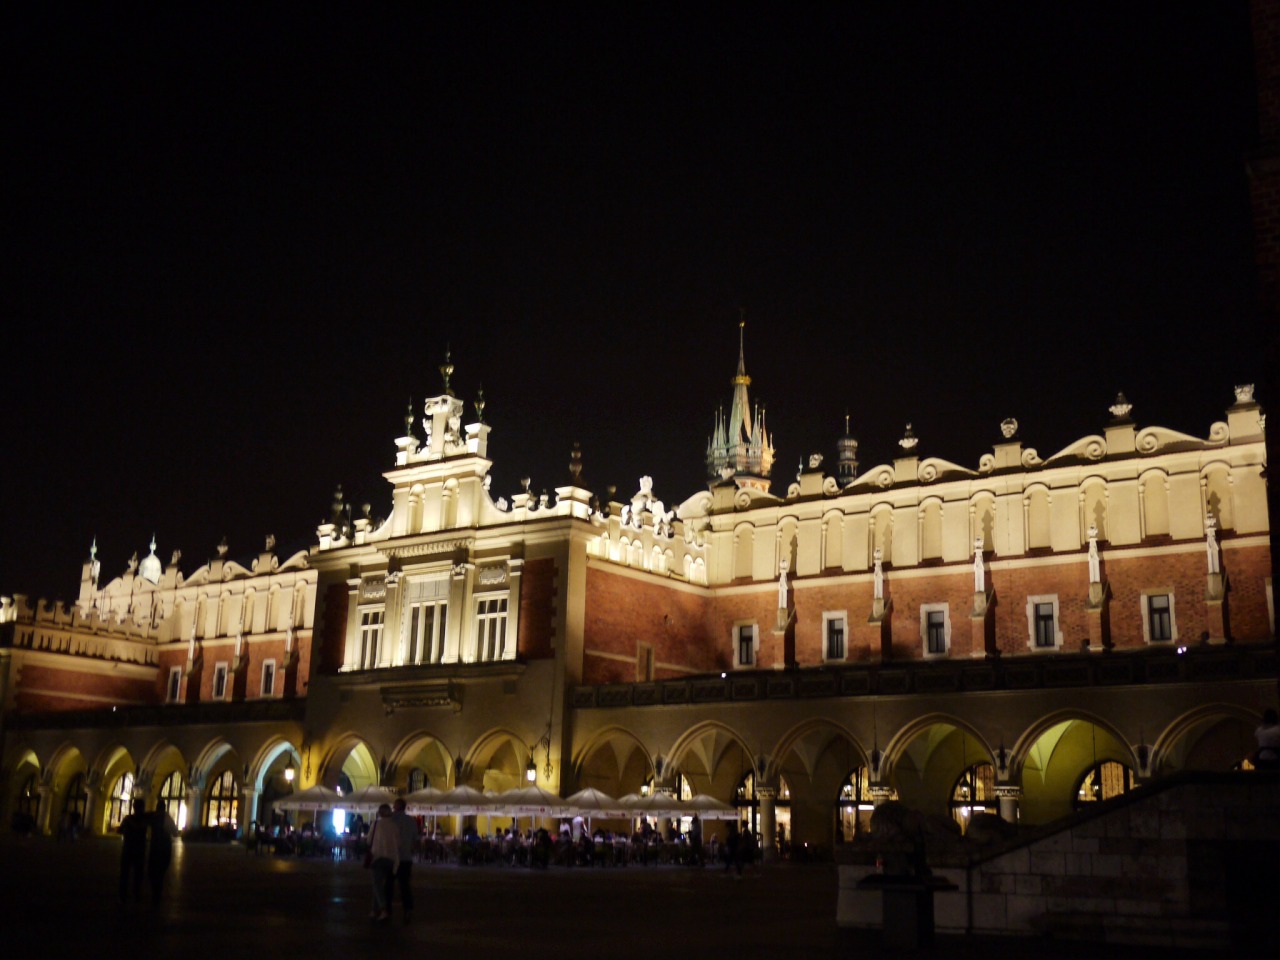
[837,413,859,483]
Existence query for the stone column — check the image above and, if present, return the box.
[185,784,203,832]
[36,783,53,836]
[757,785,778,863]
[241,787,260,837]
[995,785,1021,824]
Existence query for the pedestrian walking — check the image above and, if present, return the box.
[388,798,418,923]
[117,800,150,903]
[367,803,398,923]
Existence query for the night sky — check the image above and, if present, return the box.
[5,4,1274,602]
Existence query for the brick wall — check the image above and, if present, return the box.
[517,558,555,659]
[13,662,154,710]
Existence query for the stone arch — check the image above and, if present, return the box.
[408,483,425,534]
[1012,709,1136,825]
[1024,483,1051,550]
[386,730,455,791]
[869,503,894,565]
[572,725,654,795]
[462,727,530,793]
[821,509,844,570]
[970,490,996,552]
[919,496,944,560]
[881,714,996,820]
[732,523,754,580]
[137,740,188,804]
[94,744,137,834]
[190,738,238,786]
[1138,467,1171,539]
[2,749,41,831]
[769,718,868,851]
[441,477,460,529]
[318,733,379,791]
[247,736,301,791]
[1079,476,1108,544]
[1152,702,1259,774]
[666,720,757,801]
[1200,461,1234,531]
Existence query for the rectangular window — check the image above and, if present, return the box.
[212,662,228,700]
[926,611,947,655]
[408,600,448,665]
[825,617,846,661]
[261,659,276,697]
[167,667,182,703]
[737,625,755,667]
[359,608,385,670]
[1034,603,1056,648]
[1146,593,1174,643]
[475,597,508,661]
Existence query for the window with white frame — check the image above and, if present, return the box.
[823,612,847,661]
[1025,595,1063,650]
[260,659,276,697]
[733,622,758,668]
[408,599,448,664]
[1140,592,1176,644]
[212,662,229,699]
[166,666,183,703]
[359,607,385,669]
[475,596,509,661]
[920,603,951,657]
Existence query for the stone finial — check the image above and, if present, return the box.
[265,534,276,552]
[404,398,416,437]
[569,442,583,484]
[1109,392,1132,421]
[520,476,532,494]
[1000,418,1018,439]
[808,452,824,469]
[170,549,182,566]
[217,537,229,558]
[898,423,918,453]
[475,385,486,424]
[1234,383,1255,404]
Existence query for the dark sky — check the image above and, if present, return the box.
[4,4,1273,602]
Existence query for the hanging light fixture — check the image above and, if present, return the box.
[284,764,295,784]
[525,757,537,783]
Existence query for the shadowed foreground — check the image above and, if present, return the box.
[0,837,1245,958]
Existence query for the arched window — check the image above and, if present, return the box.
[17,774,39,818]
[63,773,88,828]
[159,772,187,830]
[107,772,135,831]
[206,770,240,828]
[950,763,996,833]
[836,765,880,842]
[1074,761,1134,808]
[407,768,427,793]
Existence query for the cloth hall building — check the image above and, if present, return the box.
[0,346,1274,856]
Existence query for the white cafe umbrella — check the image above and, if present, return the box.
[494,785,570,818]
[339,784,401,812]
[563,787,626,819]
[563,787,626,832]
[276,784,342,812]
[402,786,446,815]
[435,784,494,815]
[685,793,737,820]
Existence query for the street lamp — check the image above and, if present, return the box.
[525,758,537,783]
[284,765,295,784]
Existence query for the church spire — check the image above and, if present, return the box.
[706,315,774,487]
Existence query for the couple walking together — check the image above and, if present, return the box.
[368,798,417,923]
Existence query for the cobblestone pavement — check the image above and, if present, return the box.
[0,836,1243,959]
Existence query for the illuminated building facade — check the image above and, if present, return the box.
[0,340,1272,856]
